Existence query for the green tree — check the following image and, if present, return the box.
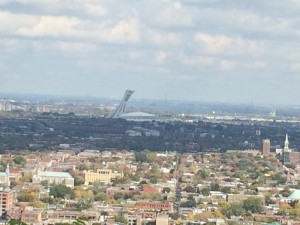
[264,192,275,205]
[201,188,210,196]
[115,215,128,224]
[219,202,244,218]
[184,186,195,193]
[113,192,124,200]
[8,219,28,225]
[180,196,196,208]
[230,203,245,216]
[198,170,210,179]
[76,199,92,210]
[220,186,231,194]
[210,183,220,191]
[134,151,149,163]
[243,197,263,213]
[13,155,26,165]
[50,184,73,198]
[162,187,171,193]
[94,192,108,202]
[41,180,49,187]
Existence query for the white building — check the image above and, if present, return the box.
[0,165,10,187]
[32,171,74,187]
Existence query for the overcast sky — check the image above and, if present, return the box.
[1,0,300,104]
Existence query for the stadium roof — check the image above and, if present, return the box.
[120,112,156,117]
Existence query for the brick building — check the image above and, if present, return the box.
[134,202,173,212]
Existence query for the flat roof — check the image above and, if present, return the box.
[38,171,72,178]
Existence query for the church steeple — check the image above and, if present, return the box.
[284,133,289,151]
[5,164,10,188]
[5,163,9,175]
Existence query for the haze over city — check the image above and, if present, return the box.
[1,0,300,104]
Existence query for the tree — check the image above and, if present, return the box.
[41,180,49,187]
[198,170,210,179]
[219,202,244,218]
[8,219,28,225]
[94,192,107,202]
[74,187,93,200]
[280,187,291,197]
[29,200,47,208]
[180,196,196,208]
[113,192,124,200]
[184,186,195,193]
[162,187,171,193]
[139,180,148,185]
[201,188,210,196]
[278,205,292,216]
[50,184,73,198]
[17,189,39,202]
[243,197,263,213]
[73,174,85,186]
[135,151,147,163]
[13,155,26,165]
[264,192,275,205]
[220,186,231,194]
[230,203,245,216]
[76,199,92,210]
[210,183,220,191]
[115,215,127,224]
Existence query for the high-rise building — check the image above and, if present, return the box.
[262,139,270,155]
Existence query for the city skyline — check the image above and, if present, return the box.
[1,1,300,104]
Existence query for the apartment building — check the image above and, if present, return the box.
[0,188,13,216]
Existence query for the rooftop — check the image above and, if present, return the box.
[288,189,300,200]
[0,172,7,177]
[120,111,156,117]
[37,171,72,178]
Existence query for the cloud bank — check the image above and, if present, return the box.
[0,0,300,104]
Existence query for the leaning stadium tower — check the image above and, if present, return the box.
[107,90,134,118]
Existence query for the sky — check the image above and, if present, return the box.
[1,0,300,105]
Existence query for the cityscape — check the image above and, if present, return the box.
[2,0,300,225]
[0,91,299,225]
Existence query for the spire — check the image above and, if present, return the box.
[5,163,9,175]
[284,133,289,151]
[5,163,10,188]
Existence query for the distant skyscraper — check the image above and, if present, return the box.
[262,139,270,155]
[107,90,134,118]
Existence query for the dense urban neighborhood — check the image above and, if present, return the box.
[0,146,300,225]
[1,98,300,225]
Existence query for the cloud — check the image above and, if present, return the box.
[1,0,300,104]
[194,32,265,56]
[155,51,168,63]
[0,10,140,44]
[101,19,140,44]
[17,15,81,37]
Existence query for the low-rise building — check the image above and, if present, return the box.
[84,169,123,185]
[21,209,43,224]
[134,202,173,212]
[32,171,74,187]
